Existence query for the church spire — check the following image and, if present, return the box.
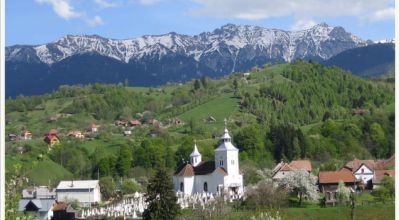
[221,118,231,142]
[190,140,202,167]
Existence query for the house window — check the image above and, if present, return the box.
[204,182,208,192]
[180,182,184,192]
[220,160,224,166]
[195,158,197,163]
[361,168,364,173]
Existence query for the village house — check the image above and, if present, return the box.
[169,118,183,126]
[19,186,56,220]
[22,186,56,199]
[272,160,312,181]
[44,129,60,146]
[88,123,98,133]
[318,170,359,193]
[129,119,142,127]
[51,201,77,220]
[56,180,101,206]
[115,120,129,127]
[372,170,395,189]
[67,131,85,139]
[205,116,217,123]
[340,157,394,189]
[8,133,19,141]
[21,130,33,140]
[124,129,132,136]
[173,127,243,197]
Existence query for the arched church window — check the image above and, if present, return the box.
[180,182,184,192]
[231,159,234,165]
[204,182,208,192]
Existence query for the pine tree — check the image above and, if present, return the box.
[194,79,201,90]
[143,168,180,220]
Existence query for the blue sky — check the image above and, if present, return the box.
[6,0,395,46]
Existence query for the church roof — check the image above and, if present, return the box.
[215,127,238,151]
[221,128,231,139]
[174,161,228,176]
[174,164,194,176]
[190,144,201,157]
[215,141,238,151]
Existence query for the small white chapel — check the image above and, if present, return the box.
[173,126,243,196]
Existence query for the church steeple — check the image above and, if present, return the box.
[215,119,240,175]
[190,141,202,167]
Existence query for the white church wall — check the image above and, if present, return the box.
[173,176,194,195]
[226,150,239,175]
[214,151,227,171]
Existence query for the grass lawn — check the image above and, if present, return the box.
[25,159,73,186]
[285,204,394,220]
[178,94,240,129]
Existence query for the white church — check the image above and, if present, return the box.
[173,126,243,196]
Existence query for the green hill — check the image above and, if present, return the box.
[6,61,394,186]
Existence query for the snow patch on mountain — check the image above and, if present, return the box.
[6,23,369,66]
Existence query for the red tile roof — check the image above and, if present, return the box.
[90,123,97,128]
[319,170,357,184]
[289,160,312,171]
[130,120,141,126]
[384,155,395,167]
[52,202,68,211]
[47,129,58,135]
[274,160,312,173]
[174,164,194,176]
[342,159,376,172]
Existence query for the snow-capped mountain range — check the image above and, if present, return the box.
[7,23,367,65]
[6,23,371,97]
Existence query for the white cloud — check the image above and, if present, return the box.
[86,15,104,27]
[35,0,105,27]
[35,0,81,20]
[291,20,317,31]
[189,0,395,23]
[94,0,121,8]
[137,0,162,6]
[367,7,395,22]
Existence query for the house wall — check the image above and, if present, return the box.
[319,183,357,193]
[354,165,374,184]
[57,187,101,204]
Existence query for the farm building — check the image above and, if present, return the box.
[272,160,312,181]
[56,180,101,206]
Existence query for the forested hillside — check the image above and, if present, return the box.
[6,61,394,188]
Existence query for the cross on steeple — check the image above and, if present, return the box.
[224,118,227,127]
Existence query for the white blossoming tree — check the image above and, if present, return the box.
[278,170,319,206]
[336,181,350,203]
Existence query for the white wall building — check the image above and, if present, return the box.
[173,127,243,196]
[353,164,374,185]
[56,180,101,206]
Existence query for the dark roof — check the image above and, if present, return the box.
[174,161,228,176]
[194,161,217,175]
